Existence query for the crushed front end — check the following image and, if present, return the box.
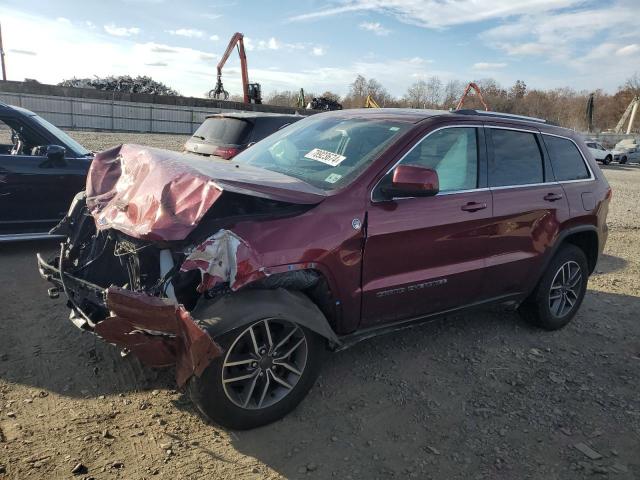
[36,144,325,387]
[37,192,223,386]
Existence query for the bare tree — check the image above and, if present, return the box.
[405,80,428,108]
[442,80,464,109]
[425,76,442,107]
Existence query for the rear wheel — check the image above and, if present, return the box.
[189,317,325,430]
[518,244,588,330]
[620,156,628,164]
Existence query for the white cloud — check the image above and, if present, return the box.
[9,49,37,56]
[104,24,141,37]
[0,9,222,97]
[472,62,507,70]
[56,17,71,25]
[290,0,584,28]
[167,28,204,38]
[359,21,390,36]
[312,47,325,56]
[85,21,96,29]
[617,44,640,56]
[481,5,639,61]
[210,34,220,41]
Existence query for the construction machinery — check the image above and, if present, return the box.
[209,32,261,104]
[364,95,380,108]
[456,82,489,111]
[614,96,639,134]
[296,88,306,109]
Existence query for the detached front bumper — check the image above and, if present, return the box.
[37,252,222,387]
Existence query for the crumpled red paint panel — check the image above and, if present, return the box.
[95,286,223,387]
[180,229,268,293]
[86,144,223,241]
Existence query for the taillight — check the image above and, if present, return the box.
[213,146,240,160]
[606,187,613,200]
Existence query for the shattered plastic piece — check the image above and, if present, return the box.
[180,229,268,292]
[573,442,602,460]
[95,286,222,387]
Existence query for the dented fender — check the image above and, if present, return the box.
[193,288,340,346]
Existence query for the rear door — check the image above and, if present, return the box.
[481,124,570,299]
[361,124,493,327]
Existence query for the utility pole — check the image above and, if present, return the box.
[0,22,6,81]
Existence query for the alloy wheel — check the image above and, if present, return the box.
[548,260,582,318]
[221,319,308,410]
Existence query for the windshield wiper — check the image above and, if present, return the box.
[192,135,206,140]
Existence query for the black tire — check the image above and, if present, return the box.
[518,244,588,331]
[189,319,325,430]
[603,155,612,165]
[620,156,628,164]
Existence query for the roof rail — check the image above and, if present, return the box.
[454,109,548,124]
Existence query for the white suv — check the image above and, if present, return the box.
[585,141,613,165]
[613,138,640,164]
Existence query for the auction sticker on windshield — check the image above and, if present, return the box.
[304,148,346,166]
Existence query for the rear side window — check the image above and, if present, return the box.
[489,129,543,187]
[544,135,590,181]
[193,118,252,144]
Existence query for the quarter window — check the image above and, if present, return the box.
[544,135,590,181]
[397,127,478,192]
[489,129,543,187]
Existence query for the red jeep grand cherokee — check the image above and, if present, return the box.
[38,108,611,429]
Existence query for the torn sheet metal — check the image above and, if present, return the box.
[95,286,223,387]
[85,144,327,241]
[180,229,268,292]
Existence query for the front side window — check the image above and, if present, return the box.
[544,135,590,181]
[489,129,543,187]
[233,115,410,190]
[394,127,478,192]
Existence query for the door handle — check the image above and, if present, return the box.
[460,201,487,212]
[543,193,563,202]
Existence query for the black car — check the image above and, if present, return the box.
[0,102,93,241]
[184,112,303,159]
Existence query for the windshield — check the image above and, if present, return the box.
[31,115,91,156]
[232,114,410,190]
[193,117,252,144]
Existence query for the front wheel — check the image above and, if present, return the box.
[620,156,628,164]
[189,318,324,429]
[518,244,588,330]
[603,155,612,165]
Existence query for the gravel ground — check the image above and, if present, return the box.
[68,131,190,153]
[0,133,639,479]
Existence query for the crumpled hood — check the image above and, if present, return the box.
[86,144,326,241]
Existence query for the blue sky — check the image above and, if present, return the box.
[1,0,639,98]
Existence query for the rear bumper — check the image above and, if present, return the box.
[37,251,222,387]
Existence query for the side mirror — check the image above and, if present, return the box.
[41,145,67,167]
[381,165,439,199]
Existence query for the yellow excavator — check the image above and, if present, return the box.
[364,95,380,108]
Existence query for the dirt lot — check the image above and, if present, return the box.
[1,133,639,479]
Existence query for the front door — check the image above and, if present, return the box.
[0,117,88,235]
[361,125,493,327]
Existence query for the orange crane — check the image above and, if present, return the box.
[456,82,489,111]
[209,32,261,104]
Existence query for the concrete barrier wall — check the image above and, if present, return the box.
[584,132,637,149]
[0,80,310,134]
